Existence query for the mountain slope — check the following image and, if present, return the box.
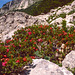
[15,0,74,16]
[0,0,41,14]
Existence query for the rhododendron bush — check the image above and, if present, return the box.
[0,24,75,74]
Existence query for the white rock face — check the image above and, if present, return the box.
[0,12,48,42]
[50,17,63,25]
[0,0,41,14]
[71,1,75,7]
[46,1,75,27]
[1,29,17,42]
[29,59,73,75]
[62,51,75,69]
[66,13,75,23]
[0,1,75,43]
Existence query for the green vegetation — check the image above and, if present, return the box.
[70,21,75,25]
[68,68,75,74]
[46,13,57,23]
[15,0,74,16]
[0,23,75,74]
[68,9,75,15]
[46,12,66,24]
[58,13,66,18]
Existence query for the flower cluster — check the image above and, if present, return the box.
[0,24,75,74]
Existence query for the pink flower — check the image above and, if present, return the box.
[66,42,68,45]
[69,34,73,37]
[40,31,42,33]
[26,37,28,39]
[2,62,7,66]
[6,40,12,43]
[19,44,21,47]
[12,44,16,47]
[16,60,20,63]
[64,32,67,35]
[38,38,42,42]
[5,58,9,62]
[58,34,62,36]
[23,57,27,62]
[63,31,67,35]
[7,49,9,52]
[4,55,7,58]
[53,37,55,39]
[39,25,43,28]
[28,28,31,31]
[26,28,31,31]
[28,32,32,35]
[35,49,38,51]
[50,27,52,30]
[56,49,59,51]
[5,45,10,48]
[30,56,35,59]
[43,33,45,35]
[24,40,26,42]
[16,39,18,41]
[33,47,35,50]
[33,32,35,34]
[34,42,36,44]
[30,39,32,42]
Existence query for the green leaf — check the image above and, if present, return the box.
[34,51,42,57]
[44,56,50,60]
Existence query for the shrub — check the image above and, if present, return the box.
[68,9,75,15]
[0,24,75,74]
[58,13,66,18]
[15,0,74,16]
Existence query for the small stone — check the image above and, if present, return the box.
[61,44,65,49]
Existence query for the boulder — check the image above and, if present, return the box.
[29,59,73,75]
[62,51,75,69]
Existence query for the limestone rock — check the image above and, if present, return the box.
[50,17,63,25]
[0,1,75,42]
[62,51,75,69]
[0,0,41,14]
[29,59,73,75]
[71,1,75,8]
[66,13,75,23]
[0,12,48,42]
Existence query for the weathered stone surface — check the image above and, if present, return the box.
[0,12,48,42]
[0,0,41,14]
[29,59,73,75]
[66,13,75,23]
[71,1,75,8]
[50,17,63,25]
[47,1,75,27]
[62,51,75,69]
[0,1,75,42]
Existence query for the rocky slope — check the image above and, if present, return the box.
[18,50,75,75]
[0,11,48,42]
[0,0,41,14]
[0,1,75,75]
[35,1,75,27]
[0,1,75,42]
